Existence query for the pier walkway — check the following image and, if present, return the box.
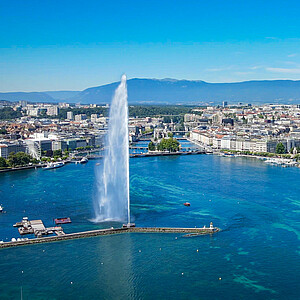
[0,226,219,249]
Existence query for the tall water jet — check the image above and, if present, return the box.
[93,74,130,223]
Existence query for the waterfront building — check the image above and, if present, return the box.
[0,141,26,159]
[52,140,68,151]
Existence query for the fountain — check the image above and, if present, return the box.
[93,75,130,224]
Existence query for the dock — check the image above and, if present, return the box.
[13,218,64,237]
[0,225,219,249]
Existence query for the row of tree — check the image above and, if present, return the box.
[0,152,37,168]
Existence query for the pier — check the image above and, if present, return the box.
[0,225,219,249]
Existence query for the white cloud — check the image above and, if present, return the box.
[234,71,254,75]
[249,66,263,70]
[266,67,300,74]
[206,66,234,72]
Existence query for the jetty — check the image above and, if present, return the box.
[0,224,219,249]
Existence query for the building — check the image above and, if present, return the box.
[67,111,74,120]
[25,138,52,159]
[0,141,27,159]
[74,114,87,121]
[52,140,68,151]
[47,106,59,116]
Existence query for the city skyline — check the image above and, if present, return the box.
[1,0,300,91]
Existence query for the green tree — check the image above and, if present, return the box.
[53,149,62,157]
[0,107,22,120]
[8,152,32,167]
[0,157,8,168]
[148,141,156,151]
[167,132,173,138]
[276,143,286,154]
[157,138,180,152]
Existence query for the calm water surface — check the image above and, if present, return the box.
[0,153,299,299]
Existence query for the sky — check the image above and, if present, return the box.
[1,0,300,92]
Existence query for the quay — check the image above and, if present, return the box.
[0,225,219,249]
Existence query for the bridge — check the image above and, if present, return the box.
[129,146,201,150]
[0,225,219,249]
[85,150,205,160]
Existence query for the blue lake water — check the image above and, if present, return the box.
[0,153,299,299]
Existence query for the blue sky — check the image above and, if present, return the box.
[1,0,300,91]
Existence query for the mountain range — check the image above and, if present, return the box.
[1,78,300,105]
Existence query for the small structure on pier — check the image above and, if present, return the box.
[14,217,64,237]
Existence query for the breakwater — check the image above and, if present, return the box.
[0,226,219,249]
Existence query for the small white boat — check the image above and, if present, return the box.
[43,162,65,170]
[0,205,3,213]
[80,157,88,164]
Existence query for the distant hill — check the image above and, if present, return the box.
[2,79,300,104]
[71,78,300,105]
[0,92,55,103]
[45,91,80,101]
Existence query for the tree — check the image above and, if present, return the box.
[167,132,173,138]
[148,141,156,151]
[157,138,180,152]
[276,143,286,154]
[8,152,33,167]
[53,149,62,157]
[0,157,8,168]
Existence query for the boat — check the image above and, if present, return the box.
[43,162,65,170]
[0,205,3,213]
[184,202,191,206]
[54,217,72,225]
[79,157,88,164]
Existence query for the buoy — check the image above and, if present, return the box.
[219,277,222,280]
[159,248,161,251]
[139,250,141,252]
[71,282,73,284]
[175,237,177,240]
[181,273,184,275]
[197,249,199,252]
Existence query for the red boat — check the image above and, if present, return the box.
[184,202,190,207]
[54,217,71,225]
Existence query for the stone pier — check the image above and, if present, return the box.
[0,226,219,249]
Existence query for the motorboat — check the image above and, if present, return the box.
[79,157,88,164]
[54,217,72,224]
[43,162,65,170]
[0,205,3,213]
